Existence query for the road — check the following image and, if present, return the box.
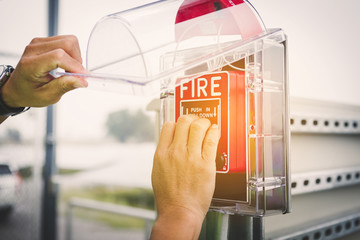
[57,215,146,240]
[0,180,41,240]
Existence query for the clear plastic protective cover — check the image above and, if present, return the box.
[81,0,290,216]
[77,0,265,94]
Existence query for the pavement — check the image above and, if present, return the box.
[0,180,41,240]
[57,215,146,240]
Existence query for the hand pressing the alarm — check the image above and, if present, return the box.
[151,114,219,240]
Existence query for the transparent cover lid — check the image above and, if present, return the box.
[68,0,290,217]
[66,0,266,95]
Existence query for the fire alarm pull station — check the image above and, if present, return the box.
[78,0,290,217]
[175,71,246,174]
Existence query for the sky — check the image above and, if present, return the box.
[1,0,360,142]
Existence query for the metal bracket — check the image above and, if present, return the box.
[291,166,360,195]
[270,211,360,240]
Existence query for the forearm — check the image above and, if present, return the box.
[150,208,203,240]
[151,116,218,239]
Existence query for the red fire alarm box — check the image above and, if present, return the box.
[79,0,290,217]
[175,71,246,173]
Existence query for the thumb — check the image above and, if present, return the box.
[37,76,87,105]
[47,75,87,93]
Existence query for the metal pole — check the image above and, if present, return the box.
[145,220,153,240]
[41,0,59,240]
[199,212,228,240]
[228,215,253,240]
[200,212,264,240]
[48,0,59,37]
[66,204,73,240]
[42,105,58,240]
[253,217,264,240]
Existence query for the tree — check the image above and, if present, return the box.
[106,109,155,142]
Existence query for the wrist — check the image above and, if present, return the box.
[1,80,20,108]
[150,206,204,240]
[0,65,29,116]
[0,65,22,108]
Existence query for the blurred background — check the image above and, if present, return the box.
[0,0,359,240]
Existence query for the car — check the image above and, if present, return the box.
[0,162,22,221]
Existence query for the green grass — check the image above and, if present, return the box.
[61,185,155,209]
[60,185,155,229]
[73,208,146,229]
[58,168,83,175]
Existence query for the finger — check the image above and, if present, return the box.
[29,35,77,44]
[187,118,211,157]
[24,35,82,63]
[157,122,176,152]
[35,75,87,106]
[29,48,86,80]
[172,115,199,147]
[202,124,220,162]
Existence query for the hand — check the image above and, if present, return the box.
[151,115,219,240]
[1,35,88,108]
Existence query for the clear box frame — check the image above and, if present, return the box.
[81,0,290,217]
